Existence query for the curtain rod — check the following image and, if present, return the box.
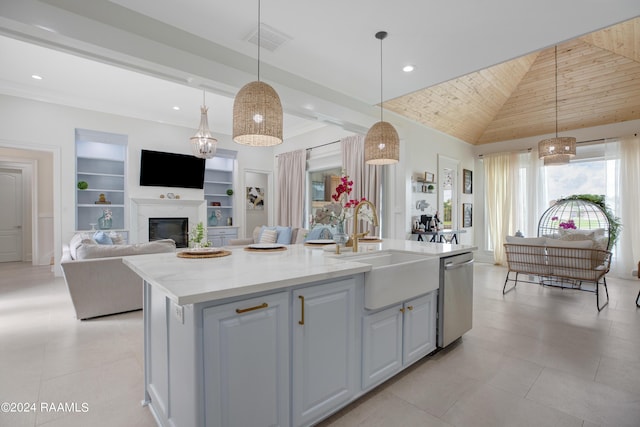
[477,147,532,158]
[476,136,632,158]
[275,140,340,157]
[306,140,340,151]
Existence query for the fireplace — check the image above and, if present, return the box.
[149,217,188,248]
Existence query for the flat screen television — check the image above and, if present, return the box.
[139,149,206,189]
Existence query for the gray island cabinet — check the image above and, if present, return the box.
[123,240,475,427]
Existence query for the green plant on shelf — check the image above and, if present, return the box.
[226,189,234,196]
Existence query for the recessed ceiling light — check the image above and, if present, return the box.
[402,65,414,73]
[172,106,180,111]
[31,75,43,80]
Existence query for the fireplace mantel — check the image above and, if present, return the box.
[131,198,204,206]
[131,198,204,243]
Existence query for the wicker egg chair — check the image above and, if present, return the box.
[537,197,611,249]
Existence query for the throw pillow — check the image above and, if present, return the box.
[275,226,292,244]
[93,231,113,245]
[558,232,594,241]
[108,231,125,245]
[259,229,277,244]
[305,227,334,241]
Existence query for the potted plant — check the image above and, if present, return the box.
[189,222,211,249]
[226,189,234,196]
[427,184,435,193]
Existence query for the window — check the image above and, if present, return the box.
[306,167,342,228]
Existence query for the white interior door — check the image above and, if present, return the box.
[0,168,23,262]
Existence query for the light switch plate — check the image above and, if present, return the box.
[173,303,184,324]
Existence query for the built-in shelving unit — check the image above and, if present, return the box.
[75,129,127,232]
[204,149,238,245]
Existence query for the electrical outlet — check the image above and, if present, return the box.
[173,303,184,324]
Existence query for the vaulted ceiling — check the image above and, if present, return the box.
[385,17,640,145]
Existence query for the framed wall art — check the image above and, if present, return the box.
[463,169,473,194]
[424,172,435,183]
[463,203,472,228]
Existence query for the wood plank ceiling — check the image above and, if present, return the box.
[384,16,640,145]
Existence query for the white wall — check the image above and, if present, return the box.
[0,94,273,273]
[244,171,269,237]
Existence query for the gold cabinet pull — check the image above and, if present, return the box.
[399,308,405,313]
[407,306,413,311]
[298,295,305,325]
[235,302,268,314]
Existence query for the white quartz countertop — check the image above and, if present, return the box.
[123,239,476,305]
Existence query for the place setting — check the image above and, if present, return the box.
[244,243,288,252]
[177,247,231,259]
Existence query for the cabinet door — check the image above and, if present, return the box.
[402,292,437,366]
[292,278,358,427]
[362,305,403,389]
[208,235,224,247]
[203,292,289,427]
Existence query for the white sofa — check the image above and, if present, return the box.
[503,235,611,310]
[228,225,308,246]
[61,232,176,319]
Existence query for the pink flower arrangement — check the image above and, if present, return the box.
[313,174,367,227]
[559,219,576,229]
[331,175,366,209]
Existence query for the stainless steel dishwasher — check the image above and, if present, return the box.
[438,252,474,347]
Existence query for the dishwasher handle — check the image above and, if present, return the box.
[444,259,474,270]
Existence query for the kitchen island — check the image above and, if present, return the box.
[123,239,475,427]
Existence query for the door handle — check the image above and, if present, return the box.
[14,225,22,229]
[298,295,305,325]
[235,302,268,314]
[444,259,473,270]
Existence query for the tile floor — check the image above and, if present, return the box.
[1,261,639,427]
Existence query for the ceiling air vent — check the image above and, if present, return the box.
[245,23,292,52]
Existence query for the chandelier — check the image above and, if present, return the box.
[190,90,217,159]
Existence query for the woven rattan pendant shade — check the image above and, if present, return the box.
[538,46,576,165]
[364,121,400,165]
[233,81,283,146]
[539,136,576,163]
[364,30,399,165]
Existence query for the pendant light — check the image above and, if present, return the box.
[190,90,217,159]
[232,0,283,146]
[365,31,399,165]
[538,46,576,165]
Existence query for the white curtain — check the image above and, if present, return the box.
[483,150,543,264]
[277,149,307,227]
[341,135,381,235]
[606,135,640,278]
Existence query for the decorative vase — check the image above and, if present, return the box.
[333,222,349,248]
[208,211,218,226]
[98,215,112,230]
